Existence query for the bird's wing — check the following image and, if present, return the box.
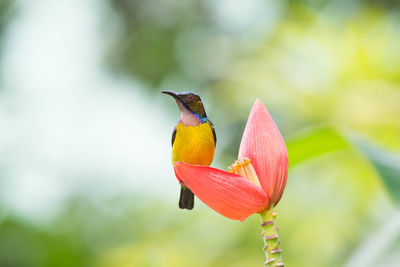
[171,126,177,147]
[208,120,217,146]
[212,125,217,146]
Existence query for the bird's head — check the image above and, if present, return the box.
[162,91,207,124]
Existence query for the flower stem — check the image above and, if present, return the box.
[260,209,284,266]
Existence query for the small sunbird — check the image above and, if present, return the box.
[162,91,216,210]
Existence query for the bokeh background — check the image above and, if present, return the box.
[0,0,399,266]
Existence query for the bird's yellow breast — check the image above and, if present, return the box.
[172,121,215,166]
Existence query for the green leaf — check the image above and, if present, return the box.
[346,210,400,267]
[352,139,400,204]
[286,126,349,169]
[287,126,400,203]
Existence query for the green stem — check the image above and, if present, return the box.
[260,208,284,266]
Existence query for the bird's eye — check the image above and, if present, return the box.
[187,95,193,100]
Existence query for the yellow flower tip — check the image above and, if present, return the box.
[228,157,251,172]
[229,157,261,188]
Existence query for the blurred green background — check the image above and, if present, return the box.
[0,0,399,266]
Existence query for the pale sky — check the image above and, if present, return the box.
[0,0,177,223]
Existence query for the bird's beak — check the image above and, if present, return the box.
[162,90,191,112]
[161,90,184,103]
[161,90,179,98]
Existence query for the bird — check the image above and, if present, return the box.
[161,91,216,210]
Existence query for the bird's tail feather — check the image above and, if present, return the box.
[179,186,194,210]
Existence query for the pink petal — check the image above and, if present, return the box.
[174,162,270,221]
[238,99,288,206]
